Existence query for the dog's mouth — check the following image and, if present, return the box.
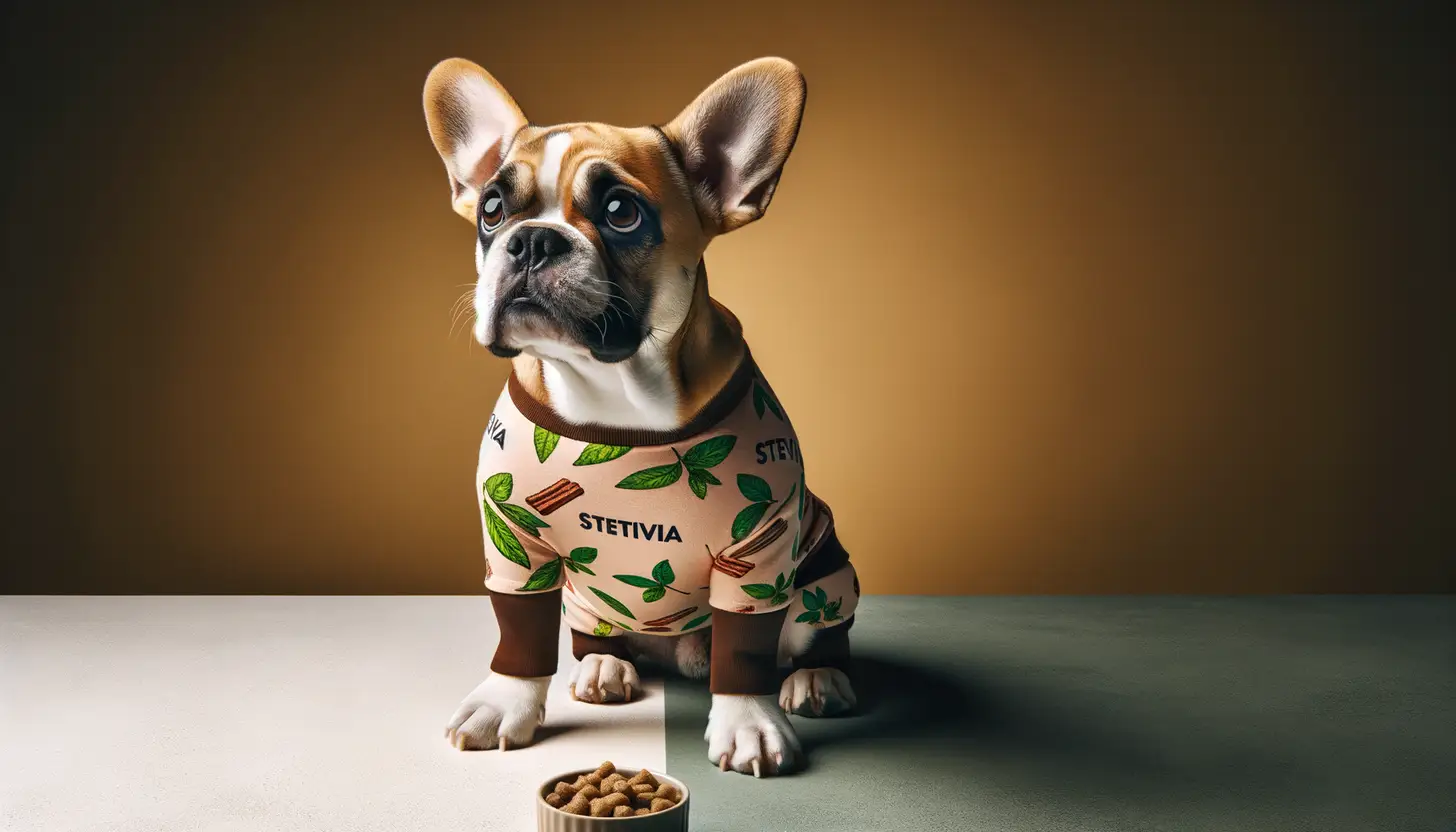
[488,285,645,363]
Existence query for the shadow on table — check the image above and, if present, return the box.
[799,653,1193,793]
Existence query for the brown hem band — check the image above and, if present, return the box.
[506,349,761,447]
[488,589,561,679]
[709,606,789,695]
[792,614,855,672]
[571,628,633,662]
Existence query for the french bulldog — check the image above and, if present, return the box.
[423,56,860,777]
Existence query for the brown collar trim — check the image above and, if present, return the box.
[506,350,759,447]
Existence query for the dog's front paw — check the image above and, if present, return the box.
[568,653,641,704]
[444,673,549,751]
[705,693,803,777]
[779,667,857,717]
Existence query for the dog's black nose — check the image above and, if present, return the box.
[506,226,570,271]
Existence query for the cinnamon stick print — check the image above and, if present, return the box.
[642,607,699,628]
[525,478,584,515]
[710,517,788,578]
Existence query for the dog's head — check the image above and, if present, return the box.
[423,58,806,363]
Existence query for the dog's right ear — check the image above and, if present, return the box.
[423,59,528,221]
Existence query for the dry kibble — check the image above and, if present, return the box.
[546,763,681,816]
[589,793,630,817]
[562,793,591,815]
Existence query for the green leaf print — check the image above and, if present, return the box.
[616,461,684,490]
[614,559,688,602]
[696,468,721,486]
[823,599,843,622]
[533,426,560,463]
[680,613,712,631]
[681,435,736,469]
[795,610,821,624]
[484,472,513,502]
[753,383,784,421]
[483,503,530,569]
[589,587,636,620]
[687,470,709,500]
[593,620,614,637]
[731,502,772,542]
[569,547,598,564]
[737,473,773,503]
[743,569,795,606]
[802,587,824,611]
[497,502,549,536]
[521,557,562,591]
[797,470,807,520]
[574,443,632,466]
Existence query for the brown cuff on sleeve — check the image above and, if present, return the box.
[709,606,789,695]
[488,589,561,678]
[792,614,855,672]
[572,628,634,662]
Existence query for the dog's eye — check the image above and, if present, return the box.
[480,189,506,233]
[603,195,641,233]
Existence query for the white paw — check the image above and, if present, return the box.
[568,654,641,704]
[705,694,803,777]
[779,667,857,717]
[444,673,549,751]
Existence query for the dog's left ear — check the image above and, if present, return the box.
[663,57,807,235]
[423,58,529,221]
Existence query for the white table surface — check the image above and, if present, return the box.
[1,596,667,832]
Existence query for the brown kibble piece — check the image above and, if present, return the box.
[593,761,616,779]
[585,772,602,786]
[627,770,658,789]
[544,792,564,808]
[650,798,674,813]
[610,780,634,796]
[653,783,681,803]
[613,805,633,818]
[562,793,590,815]
[589,793,630,817]
[634,808,651,816]
[576,784,601,802]
[572,775,591,791]
[632,791,654,808]
[552,782,578,799]
[630,783,655,795]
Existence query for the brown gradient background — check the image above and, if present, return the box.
[2,0,1452,594]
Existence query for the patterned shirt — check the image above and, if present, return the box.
[474,353,853,637]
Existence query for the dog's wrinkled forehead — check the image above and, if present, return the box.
[494,124,687,236]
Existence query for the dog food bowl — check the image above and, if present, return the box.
[536,766,690,831]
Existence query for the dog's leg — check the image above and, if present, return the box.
[445,591,559,750]
[568,630,641,703]
[705,609,803,777]
[779,553,860,717]
[779,615,857,717]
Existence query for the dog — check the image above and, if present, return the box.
[424,56,860,777]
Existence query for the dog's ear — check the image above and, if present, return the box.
[663,57,807,235]
[423,58,528,221]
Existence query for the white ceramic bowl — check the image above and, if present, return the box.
[535,766,690,832]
